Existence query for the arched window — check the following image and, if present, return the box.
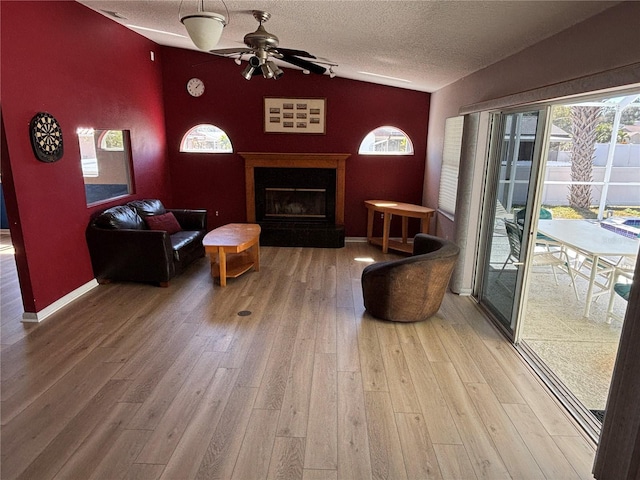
[358,126,414,155]
[99,130,124,151]
[180,124,233,153]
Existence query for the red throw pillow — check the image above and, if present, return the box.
[145,212,182,234]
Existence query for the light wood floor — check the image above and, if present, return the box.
[1,237,596,479]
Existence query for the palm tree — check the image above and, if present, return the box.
[569,106,601,209]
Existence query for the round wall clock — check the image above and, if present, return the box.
[29,112,64,163]
[187,77,205,97]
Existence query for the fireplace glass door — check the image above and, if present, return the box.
[254,167,336,224]
[265,188,327,219]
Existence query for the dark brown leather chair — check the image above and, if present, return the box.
[361,234,460,322]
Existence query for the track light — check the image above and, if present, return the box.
[241,64,255,80]
[234,55,243,65]
[329,67,336,78]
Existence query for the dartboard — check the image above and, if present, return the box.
[29,112,64,163]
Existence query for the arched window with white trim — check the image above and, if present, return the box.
[358,126,414,155]
[180,124,233,153]
[99,130,124,151]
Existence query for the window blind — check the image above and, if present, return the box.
[438,116,464,216]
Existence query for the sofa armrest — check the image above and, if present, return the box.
[168,209,207,231]
[86,227,175,283]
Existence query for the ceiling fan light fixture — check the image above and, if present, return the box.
[241,64,255,80]
[260,62,274,79]
[267,61,284,79]
[181,11,226,51]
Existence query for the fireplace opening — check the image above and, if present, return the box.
[265,188,327,219]
[254,167,336,224]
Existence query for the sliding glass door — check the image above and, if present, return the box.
[476,109,547,336]
[473,91,639,441]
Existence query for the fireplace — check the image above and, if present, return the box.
[265,188,327,220]
[241,153,350,247]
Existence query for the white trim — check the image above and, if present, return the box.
[453,288,473,296]
[22,279,99,323]
[346,237,368,243]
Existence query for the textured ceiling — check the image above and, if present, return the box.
[76,0,618,92]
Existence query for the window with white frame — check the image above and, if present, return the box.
[358,126,414,155]
[180,124,233,153]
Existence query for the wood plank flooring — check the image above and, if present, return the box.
[0,235,596,479]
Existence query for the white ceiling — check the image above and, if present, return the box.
[76,0,618,93]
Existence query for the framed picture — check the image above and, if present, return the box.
[264,97,326,134]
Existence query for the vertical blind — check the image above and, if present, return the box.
[437,116,464,216]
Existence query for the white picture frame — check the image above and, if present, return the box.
[264,97,326,134]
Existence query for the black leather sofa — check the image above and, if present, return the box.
[86,199,207,286]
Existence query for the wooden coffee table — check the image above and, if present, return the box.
[202,223,261,286]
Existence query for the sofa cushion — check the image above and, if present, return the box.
[145,212,182,234]
[94,205,146,230]
[128,199,166,217]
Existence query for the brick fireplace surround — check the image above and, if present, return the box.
[241,153,350,247]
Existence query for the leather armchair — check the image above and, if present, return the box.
[361,234,460,322]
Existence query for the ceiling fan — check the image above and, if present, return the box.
[209,10,337,80]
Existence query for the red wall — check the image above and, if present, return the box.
[161,47,430,236]
[1,1,169,312]
[1,1,430,315]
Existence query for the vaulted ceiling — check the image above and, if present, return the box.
[77,1,618,92]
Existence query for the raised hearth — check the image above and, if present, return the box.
[241,153,350,248]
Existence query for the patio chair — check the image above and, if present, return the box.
[606,264,634,324]
[500,219,580,300]
[516,207,559,248]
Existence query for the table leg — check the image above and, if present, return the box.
[208,252,217,278]
[366,207,374,243]
[218,247,227,287]
[382,212,391,253]
[583,254,599,317]
[420,213,432,234]
[253,242,260,272]
[401,216,408,245]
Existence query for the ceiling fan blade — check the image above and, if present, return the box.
[209,48,253,56]
[279,54,327,75]
[273,47,316,59]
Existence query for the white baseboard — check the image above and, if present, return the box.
[453,288,473,296]
[22,279,100,323]
[345,237,367,243]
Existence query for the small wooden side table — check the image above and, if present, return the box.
[202,223,261,286]
[364,200,435,254]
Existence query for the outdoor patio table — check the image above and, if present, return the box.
[537,219,639,317]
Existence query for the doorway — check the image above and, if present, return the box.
[475,92,639,440]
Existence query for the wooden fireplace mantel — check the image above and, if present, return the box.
[240,153,350,225]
